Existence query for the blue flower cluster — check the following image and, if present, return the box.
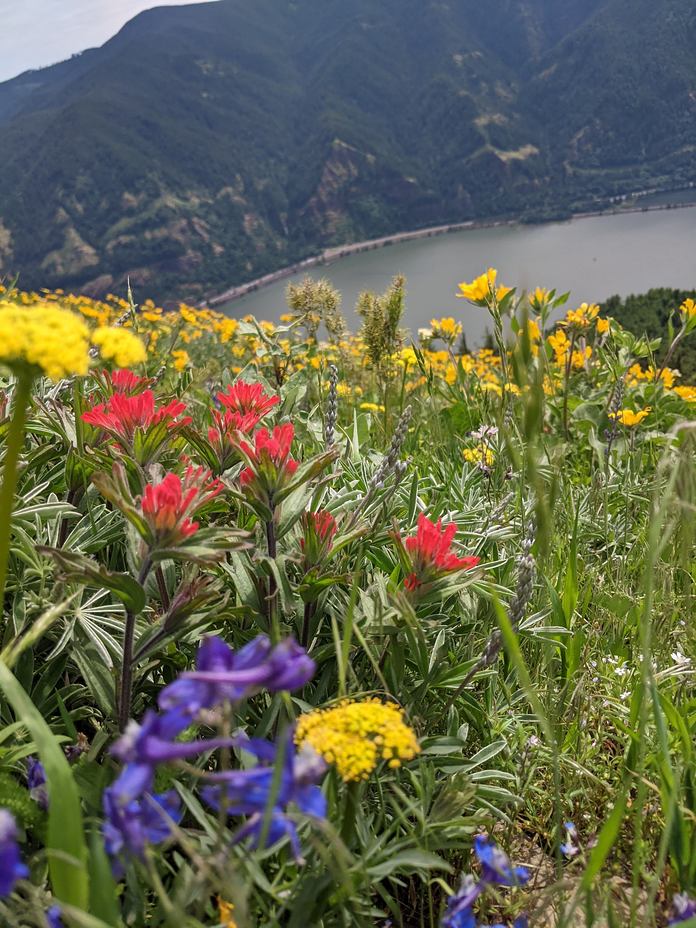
[441,835,529,928]
[103,633,320,875]
[0,809,28,897]
[670,893,696,925]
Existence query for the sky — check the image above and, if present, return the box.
[0,0,218,83]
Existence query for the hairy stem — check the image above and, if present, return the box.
[265,516,279,643]
[118,555,152,731]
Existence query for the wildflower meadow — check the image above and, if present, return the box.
[0,272,695,928]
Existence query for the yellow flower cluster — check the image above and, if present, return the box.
[91,326,146,368]
[295,699,420,782]
[457,268,511,304]
[547,330,592,369]
[610,407,651,427]
[463,446,495,466]
[680,298,696,319]
[673,385,696,402]
[430,316,462,343]
[217,898,238,928]
[0,301,91,380]
[560,302,600,329]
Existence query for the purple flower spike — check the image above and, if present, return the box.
[200,732,326,861]
[102,787,181,878]
[46,905,65,928]
[474,835,529,887]
[441,874,482,928]
[0,809,29,897]
[158,634,315,723]
[26,756,49,810]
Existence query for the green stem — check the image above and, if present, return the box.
[117,555,151,731]
[265,515,280,643]
[0,373,33,614]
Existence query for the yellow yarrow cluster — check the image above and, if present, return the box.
[0,301,91,380]
[457,268,511,304]
[295,699,420,782]
[91,326,146,368]
[610,407,651,427]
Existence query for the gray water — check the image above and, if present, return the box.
[222,205,696,344]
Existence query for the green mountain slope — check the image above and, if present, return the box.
[0,0,694,302]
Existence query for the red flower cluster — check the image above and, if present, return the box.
[141,466,224,547]
[108,369,150,394]
[403,514,480,592]
[301,509,338,564]
[239,423,298,492]
[83,390,190,443]
[217,381,279,418]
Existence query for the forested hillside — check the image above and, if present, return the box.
[1,0,695,301]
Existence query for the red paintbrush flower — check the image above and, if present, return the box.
[217,381,279,418]
[207,409,261,471]
[300,509,338,564]
[238,423,298,488]
[402,514,480,593]
[108,369,150,394]
[82,390,191,463]
[140,466,224,547]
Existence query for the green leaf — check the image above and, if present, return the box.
[88,830,121,927]
[38,547,146,613]
[0,661,89,909]
[368,849,450,878]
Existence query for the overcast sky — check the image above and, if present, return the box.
[0,0,218,83]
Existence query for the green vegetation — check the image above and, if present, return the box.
[0,0,695,301]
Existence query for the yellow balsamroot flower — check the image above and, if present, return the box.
[610,407,651,427]
[430,316,462,343]
[0,301,91,380]
[463,446,495,466]
[92,326,147,368]
[596,317,610,335]
[529,287,550,309]
[560,302,600,329]
[171,349,190,372]
[680,298,696,319]
[570,346,592,369]
[295,699,420,782]
[457,267,511,304]
[673,385,696,402]
[360,401,385,413]
[547,329,569,364]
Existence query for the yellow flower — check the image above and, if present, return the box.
[463,446,495,466]
[529,287,550,308]
[570,345,592,369]
[217,897,238,928]
[560,302,600,329]
[457,267,510,304]
[92,326,147,368]
[596,317,610,335]
[171,349,190,372]
[295,699,420,782]
[609,407,651,427]
[360,402,385,413]
[673,385,696,402]
[430,316,462,343]
[0,301,91,380]
[679,298,696,319]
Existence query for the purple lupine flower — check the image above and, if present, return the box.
[26,756,49,810]
[488,919,528,928]
[474,835,529,887]
[158,635,315,723]
[46,905,64,927]
[560,821,579,858]
[441,874,482,928]
[102,786,181,878]
[0,809,28,897]
[110,709,235,801]
[670,893,696,924]
[200,732,326,860]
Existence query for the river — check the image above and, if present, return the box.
[221,204,696,344]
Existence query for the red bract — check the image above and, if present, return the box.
[403,514,480,592]
[311,510,337,544]
[82,390,191,463]
[239,424,298,488]
[301,509,338,563]
[217,381,279,418]
[208,409,261,471]
[108,369,150,394]
[141,466,224,547]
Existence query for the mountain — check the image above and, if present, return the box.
[1,0,695,303]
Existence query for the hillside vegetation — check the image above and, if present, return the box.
[1,0,695,300]
[0,274,695,926]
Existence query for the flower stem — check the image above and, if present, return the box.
[0,373,33,614]
[117,555,152,731]
[265,516,279,643]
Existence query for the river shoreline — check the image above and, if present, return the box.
[204,196,696,310]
